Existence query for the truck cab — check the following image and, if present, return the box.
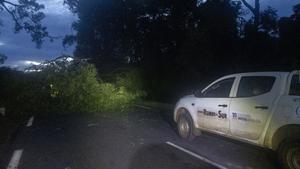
[174,71,300,169]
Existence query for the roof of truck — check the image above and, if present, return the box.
[232,71,290,76]
[221,71,292,80]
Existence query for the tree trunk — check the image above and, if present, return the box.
[241,0,260,30]
[254,0,260,29]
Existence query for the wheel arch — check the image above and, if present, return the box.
[175,107,190,122]
[175,107,196,124]
[271,124,300,151]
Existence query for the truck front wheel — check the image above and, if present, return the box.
[177,113,196,141]
[279,140,300,169]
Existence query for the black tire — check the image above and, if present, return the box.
[177,112,196,141]
[278,140,300,169]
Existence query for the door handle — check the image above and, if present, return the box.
[218,104,228,108]
[255,106,269,110]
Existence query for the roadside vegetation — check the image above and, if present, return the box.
[0,57,146,118]
[62,0,300,103]
[1,0,300,103]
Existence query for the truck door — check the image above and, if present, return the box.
[288,72,300,119]
[278,71,300,123]
[230,75,279,141]
[195,77,235,134]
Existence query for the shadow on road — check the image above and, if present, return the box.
[156,108,177,130]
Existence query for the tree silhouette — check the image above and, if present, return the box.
[260,7,278,35]
[63,0,300,101]
[241,0,260,30]
[278,4,300,68]
[0,0,53,47]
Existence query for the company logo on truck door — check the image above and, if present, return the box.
[198,109,227,119]
[232,112,261,123]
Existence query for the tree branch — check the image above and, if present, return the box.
[0,0,54,47]
[3,0,24,7]
[0,2,21,27]
[241,0,255,15]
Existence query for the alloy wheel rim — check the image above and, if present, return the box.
[179,118,190,138]
[291,149,300,169]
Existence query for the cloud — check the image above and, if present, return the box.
[22,60,41,66]
[2,60,42,70]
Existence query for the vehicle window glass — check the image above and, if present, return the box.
[202,78,235,98]
[237,76,275,97]
[289,75,300,96]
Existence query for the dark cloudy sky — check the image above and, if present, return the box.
[0,0,76,69]
[0,0,300,69]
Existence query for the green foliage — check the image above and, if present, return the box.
[0,62,146,116]
[95,68,147,112]
[115,69,147,97]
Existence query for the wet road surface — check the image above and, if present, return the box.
[0,107,278,169]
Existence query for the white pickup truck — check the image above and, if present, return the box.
[174,71,300,169]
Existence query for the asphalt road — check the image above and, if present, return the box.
[0,107,279,169]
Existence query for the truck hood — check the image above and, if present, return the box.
[182,94,195,99]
